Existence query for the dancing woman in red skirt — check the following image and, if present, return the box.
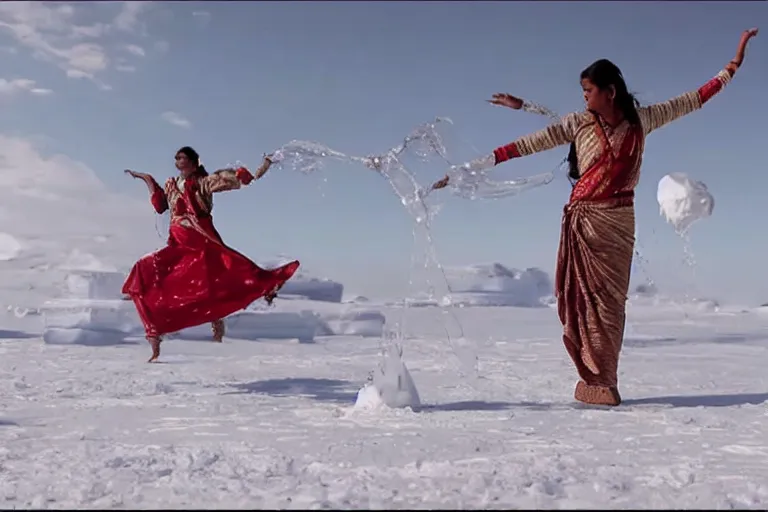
[123,146,300,362]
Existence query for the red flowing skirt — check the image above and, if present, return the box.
[122,216,299,337]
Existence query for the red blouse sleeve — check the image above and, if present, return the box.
[137,174,168,214]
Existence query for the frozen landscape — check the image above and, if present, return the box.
[0,67,765,507]
[1,0,765,506]
[0,133,766,510]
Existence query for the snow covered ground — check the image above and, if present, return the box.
[1,298,767,509]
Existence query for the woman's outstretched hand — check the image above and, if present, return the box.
[728,28,758,72]
[254,156,273,180]
[487,93,524,110]
[431,175,450,190]
[124,169,148,180]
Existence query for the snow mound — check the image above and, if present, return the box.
[177,310,318,343]
[43,298,138,333]
[657,173,714,234]
[629,292,721,313]
[241,298,385,339]
[314,307,385,337]
[354,383,387,409]
[43,327,127,346]
[0,232,22,261]
[279,276,343,303]
[61,249,117,272]
[408,264,553,307]
[257,259,344,303]
[355,345,421,410]
[64,269,126,300]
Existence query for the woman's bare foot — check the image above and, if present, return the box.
[147,336,161,363]
[211,319,225,342]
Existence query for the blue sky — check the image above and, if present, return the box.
[0,1,765,303]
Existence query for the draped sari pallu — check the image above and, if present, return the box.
[555,121,642,389]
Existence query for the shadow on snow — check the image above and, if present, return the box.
[624,332,768,348]
[0,329,38,340]
[225,377,358,404]
[623,392,768,408]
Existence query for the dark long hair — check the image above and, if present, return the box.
[176,145,208,178]
[567,59,640,182]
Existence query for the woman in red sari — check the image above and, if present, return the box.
[434,28,758,405]
[124,146,300,362]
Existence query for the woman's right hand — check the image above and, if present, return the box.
[487,93,524,110]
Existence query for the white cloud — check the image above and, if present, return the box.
[113,2,148,33]
[123,44,145,57]
[66,69,91,79]
[0,134,158,308]
[0,78,52,97]
[115,64,136,73]
[192,10,211,26]
[62,42,109,73]
[0,2,160,89]
[0,78,34,94]
[161,111,192,129]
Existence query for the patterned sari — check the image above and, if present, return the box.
[492,68,734,404]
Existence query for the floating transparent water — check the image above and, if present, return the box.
[521,99,560,120]
[270,118,480,380]
[438,98,562,201]
[268,114,563,387]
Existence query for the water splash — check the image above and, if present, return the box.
[443,153,560,201]
[521,99,560,120]
[632,232,656,293]
[439,99,562,201]
[270,118,479,379]
[269,115,561,386]
[626,225,659,337]
[678,231,700,311]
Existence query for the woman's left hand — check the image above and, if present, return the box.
[254,156,272,179]
[487,93,524,110]
[431,175,450,190]
[728,28,758,72]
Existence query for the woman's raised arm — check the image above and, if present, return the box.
[638,28,758,136]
